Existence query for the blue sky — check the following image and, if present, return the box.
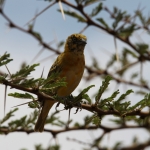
[0,0,150,150]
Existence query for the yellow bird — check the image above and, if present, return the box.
[35,33,87,132]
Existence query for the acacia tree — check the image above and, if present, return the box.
[0,0,150,150]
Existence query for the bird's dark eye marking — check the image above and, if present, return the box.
[72,36,77,42]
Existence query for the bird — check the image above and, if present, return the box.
[34,33,87,132]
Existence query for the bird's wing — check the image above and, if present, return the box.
[47,53,64,77]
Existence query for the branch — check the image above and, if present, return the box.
[82,104,150,117]
[1,79,150,118]
[85,66,150,91]
[0,7,149,90]
[0,124,148,135]
[120,140,150,150]
[60,0,150,61]
[0,8,60,55]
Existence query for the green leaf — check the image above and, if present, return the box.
[113,142,122,149]
[0,52,13,67]
[109,117,123,125]
[123,48,138,58]
[112,10,126,29]
[41,80,66,91]
[97,18,109,29]
[128,94,150,112]
[136,43,149,55]
[84,0,99,6]
[106,54,116,68]
[82,94,92,104]
[28,101,39,109]
[99,90,120,108]
[11,64,39,78]
[46,111,61,126]
[131,73,138,79]
[0,108,18,125]
[8,116,27,129]
[90,3,103,17]
[73,85,95,104]
[117,89,134,102]
[32,32,42,41]
[19,78,40,88]
[60,10,86,22]
[57,41,65,48]
[85,113,101,126]
[118,24,136,38]
[8,92,34,99]
[92,116,101,126]
[0,75,6,83]
[26,110,38,126]
[95,76,112,104]
[136,90,147,96]
[0,0,5,7]
[136,10,146,25]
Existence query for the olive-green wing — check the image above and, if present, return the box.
[47,53,64,78]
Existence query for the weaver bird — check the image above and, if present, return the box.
[35,33,87,132]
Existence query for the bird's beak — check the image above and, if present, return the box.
[79,38,87,45]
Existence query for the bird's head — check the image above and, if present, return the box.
[65,33,87,53]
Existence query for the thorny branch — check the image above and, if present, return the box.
[0,78,150,118]
[0,124,149,135]
[0,7,149,91]
[0,1,150,150]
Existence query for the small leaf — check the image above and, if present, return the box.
[112,10,126,29]
[82,94,92,104]
[0,108,18,125]
[123,48,138,58]
[136,43,149,55]
[99,90,120,107]
[8,92,34,99]
[106,54,116,68]
[11,64,39,78]
[90,3,103,17]
[28,101,39,109]
[118,24,136,38]
[131,73,138,79]
[117,89,133,102]
[95,76,112,104]
[59,10,86,22]
[136,10,146,25]
[84,0,99,6]
[32,32,42,41]
[57,41,65,48]
[0,75,6,83]
[73,85,95,104]
[97,18,109,29]
[8,116,27,129]
[0,52,13,67]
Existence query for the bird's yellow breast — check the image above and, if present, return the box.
[57,52,85,97]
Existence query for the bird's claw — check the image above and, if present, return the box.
[74,102,82,114]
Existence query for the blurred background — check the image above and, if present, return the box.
[0,0,150,149]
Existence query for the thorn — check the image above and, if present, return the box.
[58,0,65,20]
[24,1,56,26]
[67,108,71,128]
[5,65,11,77]
[30,48,45,65]
[11,100,38,108]
[114,37,120,62]
[4,85,7,116]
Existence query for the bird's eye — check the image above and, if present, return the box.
[72,36,77,42]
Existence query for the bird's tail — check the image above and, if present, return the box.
[34,100,55,132]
